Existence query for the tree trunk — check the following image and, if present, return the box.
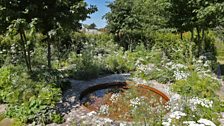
[191,29,194,41]
[202,28,205,52]
[22,31,32,71]
[202,28,205,42]
[19,31,31,71]
[57,39,61,68]
[47,40,52,69]
[196,27,201,56]
[180,32,183,40]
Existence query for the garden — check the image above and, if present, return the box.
[0,0,224,126]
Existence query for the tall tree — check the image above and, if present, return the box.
[0,0,97,70]
[89,23,97,29]
[167,0,224,55]
[83,23,97,29]
[105,0,138,50]
[167,0,196,40]
[105,0,167,50]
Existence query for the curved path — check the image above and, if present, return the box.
[49,74,171,126]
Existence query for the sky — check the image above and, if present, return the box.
[83,0,113,28]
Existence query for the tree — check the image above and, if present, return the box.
[167,0,195,40]
[191,0,223,54]
[167,0,224,55]
[0,0,97,70]
[89,23,97,29]
[105,0,167,50]
[83,23,97,29]
[133,0,168,31]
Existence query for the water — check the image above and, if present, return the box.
[80,84,169,121]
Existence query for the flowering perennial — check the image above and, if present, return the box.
[110,93,120,103]
[189,97,213,111]
[99,105,109,115]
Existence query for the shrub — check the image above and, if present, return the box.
[105,50,136,73]
[66,33,122,80]
[172,72,220,98]
[154,32,196,64]
[0,65,62,124]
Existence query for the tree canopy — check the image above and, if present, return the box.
[105,0,167,49]
[0,0,97,70]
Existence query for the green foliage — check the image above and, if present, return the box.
[167,0,223,35]
[167,0,194,34]
[0,65,62,124]
[165,98,221,125]
[172,72,220,98]
[83,23,97,29]
[0,0,97,33]
[0,0,222,125]
[105,44,160,74]
[140,68,175,84]
[132,33,197,83]
[0,0,97,69]
[155,32,195,64]
[105,0,167,50]
[70,53,102,80]
[105,50,135,73]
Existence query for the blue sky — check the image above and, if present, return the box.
[83,0,113,28]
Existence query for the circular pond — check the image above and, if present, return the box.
[80,82,169,121]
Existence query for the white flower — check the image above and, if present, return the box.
[169,111,186,120]
[183,121,205,126]
[203,61,210,67]
[197,60,203,64]
[130,97,144,109]
[183,121,197,125]
[174,70,189,80]
[103,118,113,123]
[170,94,181,101]
[189,97,213,111]
[183,119,216,126]
[162,121,171,126]
[99,105,109,115]
[197,119,216,126]
[87,111,97,116]
[199,56,207,60]
[110,93,120,103]
[166,62,173,66]
[119,123,127,126]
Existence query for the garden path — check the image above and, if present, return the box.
[0,104,6,114]
[48,74,171,126]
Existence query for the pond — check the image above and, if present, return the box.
[80,82,169,121]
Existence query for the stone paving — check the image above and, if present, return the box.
[50,74,172,126]
[0,104,6,114]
